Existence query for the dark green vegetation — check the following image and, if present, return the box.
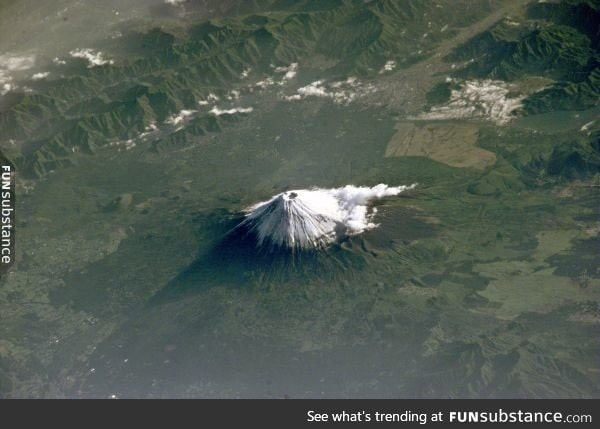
[0,0,598,398]
[445,0,600,114]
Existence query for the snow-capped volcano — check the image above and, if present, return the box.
[236,184,416,250]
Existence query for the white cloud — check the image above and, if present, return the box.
[380,60,396,73]
[0,54,36,95]
[297,80,328,97]
[165,109,196,125]
[108,138,136,151]
[254,63,298,90]
[227,90,240,100]
[0,81,14,95]
[0,54,36,72]
[416,79,524,125]
[274,62,298,81]
[145,123,158,131]
[255,77,275,89]
[209,106,253,116]
[32,72,50,80]
[198,93,220,106]
[0,70,12,95]
[283,77,372,105]
[282,94,301,101]
[69,49,114,68]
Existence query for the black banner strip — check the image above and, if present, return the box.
[0,399,597,428]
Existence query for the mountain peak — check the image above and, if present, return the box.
[236,184,416,250]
